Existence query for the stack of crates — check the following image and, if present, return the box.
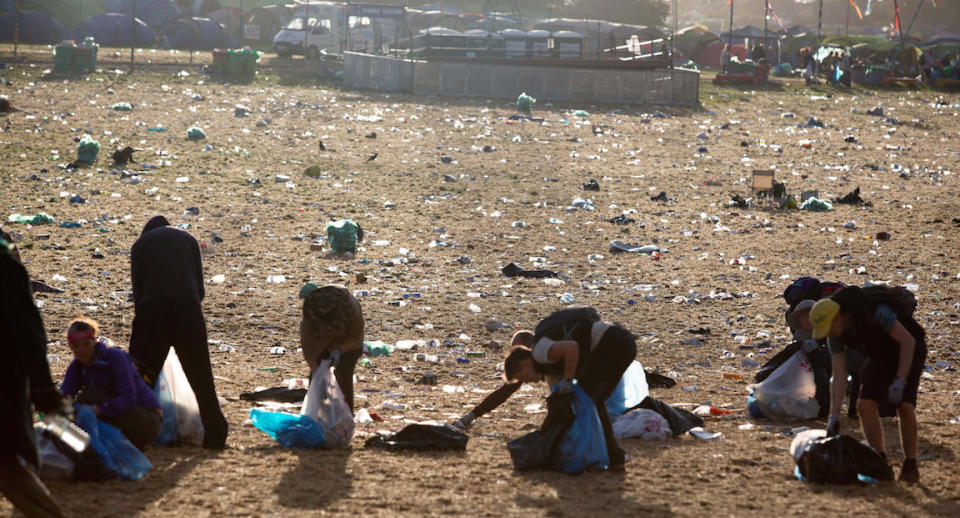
[54,38,98,73]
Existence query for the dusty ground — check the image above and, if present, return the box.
[2,45,960,517]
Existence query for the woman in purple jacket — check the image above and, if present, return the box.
[60,317,162,450]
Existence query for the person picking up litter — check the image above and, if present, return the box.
[60,317,162,451]
[498,307,636,469]
[811,286,927,483]
[300,284,364,412]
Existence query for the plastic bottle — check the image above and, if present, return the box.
[41,414,90,452]
[413,353,439,362]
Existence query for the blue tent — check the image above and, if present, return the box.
[103,0,179,27]
[72,13,156,47]
[161,16,237,50]
[0,10,66,44]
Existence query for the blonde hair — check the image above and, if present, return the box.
[68,316,100,337]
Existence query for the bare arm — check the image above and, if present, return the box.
[829,352,848,418]
[546,340,579,381]
[888,320,916,379]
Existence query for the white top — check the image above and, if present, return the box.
[532,321,613,364]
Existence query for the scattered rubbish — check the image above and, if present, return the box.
[110,102,132,111]
[8,213,54,225]
[582,179,600,191]
[609,241,661,254]
[77,134,100,164]
[799,197,833,212]
[501,263,558,279]
[607,214,635,225]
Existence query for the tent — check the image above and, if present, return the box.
[241,4,290,48]
[160,16,238,49]
[675,25,719,63]
[4,0,104,29]
[0,10,66,44]
[103,0,180,27]
[71,13,156,47]
[207,7,243,41]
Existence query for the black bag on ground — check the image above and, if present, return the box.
[626,396,703,437]
[507,392,575,470]
[644,370,676,389]
[797,434,894,484]
[239,386,307,403]
[365,424,468,451]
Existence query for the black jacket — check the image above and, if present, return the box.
[0,252,57,466]
[130,219,205,307]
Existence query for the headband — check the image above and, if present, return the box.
[67,329,96,345]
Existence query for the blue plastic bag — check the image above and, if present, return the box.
[553,385,610,474]
[154,371,177,445]
[74,406,152,481]
[605,360,649,419]
[250,408,326,448]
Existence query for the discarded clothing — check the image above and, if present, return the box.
[607,214,636,225]
[365,424,468,451]
[501,262,558,279]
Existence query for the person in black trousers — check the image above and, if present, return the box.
[503,307,637,468]
[0,234,67,517]
[128,216,228,449]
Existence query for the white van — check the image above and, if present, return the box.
[273,1,377,59]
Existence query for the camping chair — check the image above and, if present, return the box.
[751,170,774,197]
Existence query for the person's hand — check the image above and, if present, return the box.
[328,348,341,367]
[888,376,906,406]
[32,387,64,415]
[801,339,819,354]
[555,378,574,395]
[453,412,475,430]
[827,415,840,437]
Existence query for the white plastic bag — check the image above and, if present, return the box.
[158,349,205,445]
[748,351,820,421]
[34,428,75,480]
[301,360,354,448]
[790,429,828,462]
[612,408,670,440]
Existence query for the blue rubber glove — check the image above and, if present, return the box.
[555,378,574,395]
[888,376,906,406]
[826,415,840,436]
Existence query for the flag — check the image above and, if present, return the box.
[893,0,901,35]
[766,0,786,31]
[849,0,863,20]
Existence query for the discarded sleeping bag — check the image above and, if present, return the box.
[621,396,704,437]
[791,430,893,484]
[365,424,468,451]
[508,384,609,474]
[74,406,152,481]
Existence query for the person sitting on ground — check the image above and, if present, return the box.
[811,286,927,483]
[501,307,636,468]
[300,284,364,413]
[60,317,162,451]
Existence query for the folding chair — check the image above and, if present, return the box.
[752,170,774,196]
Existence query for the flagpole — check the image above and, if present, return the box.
[763,0,768,52]
[845,1,850,37]
[727,0,734,47]
[817,0,822,47]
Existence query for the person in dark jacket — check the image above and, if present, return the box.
[128,215,228,449]
[502,307,637,468]
[61,317,162,450]
[0,236,67,517]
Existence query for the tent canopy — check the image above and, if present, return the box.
[7,0,104,29]
[242,5,291,46]
[160,15,238,49]
[0,10,66,44]
[71,13,156,47]
[103,0,180,27]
